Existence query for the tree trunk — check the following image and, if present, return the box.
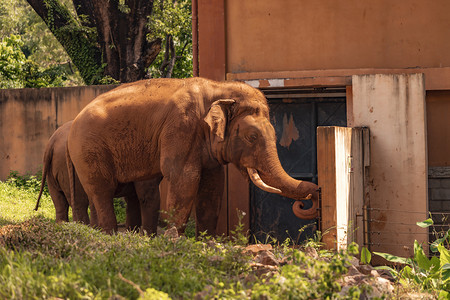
[160,34,177,78]
[26,0,103,84]
[91,0,161,82]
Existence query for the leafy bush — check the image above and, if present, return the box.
[363,218,450,299]
[6,170,47,196]
[0,35,76,88]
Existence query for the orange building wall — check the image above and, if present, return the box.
[225,0,450,74]
[427,91,450,167]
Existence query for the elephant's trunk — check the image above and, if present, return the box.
[248,153,319,220]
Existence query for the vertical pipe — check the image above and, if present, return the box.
[191,0,199,77]
[363,204,370,250]
[317,187,322,233]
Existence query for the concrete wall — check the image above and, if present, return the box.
[351,73,428,258]
[225,0,450,74]
[0,85,116,180]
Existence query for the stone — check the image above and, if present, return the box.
[255,250,279,266]
[357,264,374,275]
[245,244,273,255]
[164,226,179,239]
[304,246,319,259]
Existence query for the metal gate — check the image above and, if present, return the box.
[250,88,347,244]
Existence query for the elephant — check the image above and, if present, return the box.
[67,77,319,235]
[35,121,159,232]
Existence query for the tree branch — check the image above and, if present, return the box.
[25,0,103,84]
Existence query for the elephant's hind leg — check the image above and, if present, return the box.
[195,166,225,236]
[134,177,162,235]
[49,187,69,223]
[82,182,118,234]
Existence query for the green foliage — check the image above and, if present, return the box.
[230,209,249,246]
[113,198,127,224]
[1,0,192,85]
[360,246,372,265]
[39,0,103,85]
[370,219,450,298]
[0,34,77,88]
[250,245,362,299]
[6,170,47,197]
[148,0,192,78]
[0,0,83,87]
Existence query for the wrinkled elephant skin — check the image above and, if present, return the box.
[36,121,160,233]
[67,78,319,234]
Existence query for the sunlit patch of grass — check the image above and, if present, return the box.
[0,181,55,225]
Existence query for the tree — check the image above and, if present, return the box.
[0,35,70,88]
[25,0,164,84]
[148,0,192,78]
[0,0,83,87]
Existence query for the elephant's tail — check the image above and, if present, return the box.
[35,144,53,211]
[66,142,75,212]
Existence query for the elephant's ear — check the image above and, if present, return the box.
[204,99,236,142]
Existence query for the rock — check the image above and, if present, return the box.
[249,262,279,277]
[304,246,319,259]
[375,269,396,282]
[255,250,279,266]
[357,264,374,275]
[370,270,380,278]
[164,226,178,239]
[366,277,394,298]
[245,244,273,255]
[349,256,360,267]
[347,265,362,276]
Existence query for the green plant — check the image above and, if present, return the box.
[112,198,127,224]
[369,218,450,299]
[0,35,76,88]
[147,0,192,78]
[250,244,365,299]
[6,170,47,196]
[0,176,54,225]
[360,246,372,265]
[230,209,249,246]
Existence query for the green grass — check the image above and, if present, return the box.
[0,172,386,299]
[0,180,54,225]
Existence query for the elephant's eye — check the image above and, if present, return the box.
[246,133,258,143]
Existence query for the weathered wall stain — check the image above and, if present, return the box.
[279,113,299,149]
[0,85,117,180]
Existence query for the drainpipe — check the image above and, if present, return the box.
[192,0,199,77]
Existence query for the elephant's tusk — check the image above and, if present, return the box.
[247,168,282,194]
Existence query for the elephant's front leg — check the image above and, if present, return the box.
[195,166,225,236]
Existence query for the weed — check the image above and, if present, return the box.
[0,176,394,299]
[6,170,48,196]
[364,218,450,299]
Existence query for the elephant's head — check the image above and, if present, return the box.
[204,87,319,219]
